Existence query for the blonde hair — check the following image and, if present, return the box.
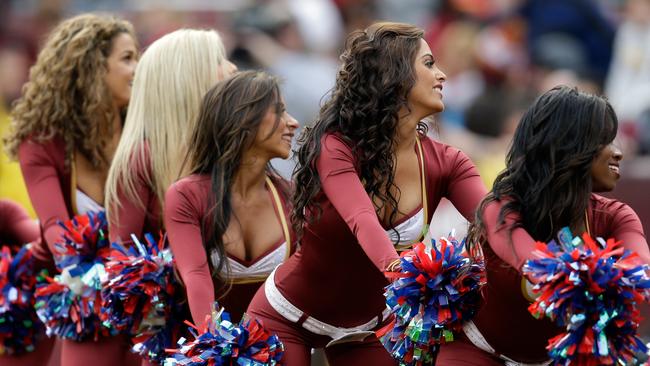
[105,29,229,225]
[5,13,136,168]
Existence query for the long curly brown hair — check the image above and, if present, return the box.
[5,13,136,168]
[291,22,426,240]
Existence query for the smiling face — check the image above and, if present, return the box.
[253,98,299,160]
[406,38,447,117]
[104,32,138,109]
[591,142,623,192]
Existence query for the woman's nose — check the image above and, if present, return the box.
[285,113,299,129]
[612,145,623,161]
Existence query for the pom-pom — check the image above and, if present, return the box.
[379,234,486,366]
[102,233,180,363]
[164,304,284,365]
[522,228,650,365]
[0,244,45,355]
[51,211,111,270]
[34,211,115,341]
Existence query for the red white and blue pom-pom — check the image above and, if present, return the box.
[164,304,284,365]
[0,244,45,355]
[50,211,112,270]
[34,211,115,341]
[522,228,650,366]
[378,234,486,366]
[102,232,180,363]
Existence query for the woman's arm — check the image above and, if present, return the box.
[317,135,399,272]
[0,199,39,244]
[483,197,650,271]
[164,182,214,326]
[443,147,488,221]
[608,201,650,265]
[18,140,68,255]
[483,200,538,271]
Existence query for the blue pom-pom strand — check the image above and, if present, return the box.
[34,211,116,341]
[379,234,486,366]
[522,228,650,365]
[164,303,284,365]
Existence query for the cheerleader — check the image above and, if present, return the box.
[436,86,650,365]
[5,14,139,366]
[164,70,298,325]
[245,22,487,365]
[105,28,236,246]
[103,28,236,366]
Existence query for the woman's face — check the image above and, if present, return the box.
[104,32,138,109]
[591,142,623,192]
[253,98,299,160]
[407,38,447,116]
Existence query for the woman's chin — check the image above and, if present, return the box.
[592,182,617,193]
[278,151,291,160]
[429,102,444,115]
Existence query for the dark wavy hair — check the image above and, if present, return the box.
[184,70,286,291]
[467,86,618,256]
[291,22,426,239]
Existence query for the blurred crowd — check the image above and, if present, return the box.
[1,0,650,208]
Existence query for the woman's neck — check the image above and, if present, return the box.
[395,108,421,153]
[111,113,123,138]
[232,153,268,200]
[105,113,123,164]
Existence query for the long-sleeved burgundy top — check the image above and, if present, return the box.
[0,199,39,246]
[107,143,162,245]
[273,133,487,328]
[164,173,295,324]
[472,193,650,363]
[18,136,72,262]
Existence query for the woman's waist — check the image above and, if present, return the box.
[472,285,560,363]
[274,257,388,328]
[219,281,265,322]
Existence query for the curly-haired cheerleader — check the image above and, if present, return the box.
[5,13,139,366]
[246,22,487,365]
